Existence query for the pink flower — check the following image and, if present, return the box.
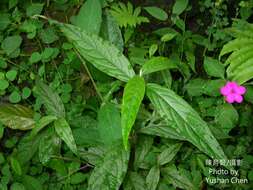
[220,81,246,103]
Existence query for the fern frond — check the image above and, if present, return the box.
[220,20,253,84]
[219,38,253,58]
[110,2,149,28]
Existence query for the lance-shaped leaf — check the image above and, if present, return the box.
[146,83,227,161]
[121,76,145,149]
[36,81,65,118]
[88,146,130,190]
[58,23,135,82]
[54,118,77,155]
[0,104,35,130]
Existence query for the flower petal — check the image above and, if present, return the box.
[225,94,235,103]
[220,86,231,96]
[234,94,243,103]
[235,86,246,95]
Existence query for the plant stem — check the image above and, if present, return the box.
[74,49,103,102]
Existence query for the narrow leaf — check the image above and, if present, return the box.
[122,76,145,149]
[141,57,177,75]
[146,83,227,161]
[158,143,182,165]
[54,118,78,155]
[144,6,168,21]
[146,165,160,190]
[0,104,35,130]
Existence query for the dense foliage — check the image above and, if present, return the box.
[0,0,253,189]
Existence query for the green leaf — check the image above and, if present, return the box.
[16,134,43,164]
[9,91,21,103]
[146,83,227,161]
[98,103,122,146]
[58,23,135,82]
[29,52,41,64]
[0,13,11,30]
[10,157,22,176]
[10,183,25,190]
[1,35,22,57]
[0,79,9,90]
[161,33,177,42]
[100,10,124,52]
[26,3,44,17]
[54,118,77,155]
[162,165,194,189]
[220,38,253,58]
[39,129,61,164]
[134,136,153,169]
[110,2,149,28]
[144,6,168,21]
[139,125,185,141]
[157,143,182,165]
[204,57,224,78]
[23,175,43,190]
[172,0,189,15]
[141,57,177,75]
[36,81,65,118]
[146,165,160,190]
[6,70,18,81]
[70,173,88,184]
[71,0,102,34]
[22,87,31,99]
[73,127,102,147]
[122,76,145,149]
[124,172,147,190]
[88,146,130,190]
[29,115,58,139]
[215,104,238,134]
[0,104,35,130]
[185,78,206,97]
[39,28,59,44]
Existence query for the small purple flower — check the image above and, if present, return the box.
[220,81,246,103]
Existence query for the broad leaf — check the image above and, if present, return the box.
[54,118,77,155]
[204,57,224,78]
[88,146,130,190]
[172,0,189,15]
[146,165,160,190]
[36,81,65,118]
[141,57,177,75]
[58,23,135,82]
[71,0,102,35]
[98,103,122,146]
[0,104,35,130]
[215,104,238,134]
[144,6,168,21]
[146,83,227,161]
[122,76,145,149]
